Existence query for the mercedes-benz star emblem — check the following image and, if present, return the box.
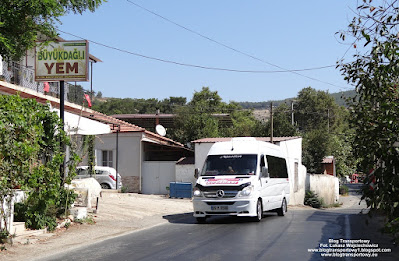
[216,190,225,198]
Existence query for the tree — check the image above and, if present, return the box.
[293,87,352,174]
[295,87,342,132]
[0,0,104,60]
[171,87,262,144]
[172,87,221,144]
[339,0,399,240]
[0,95,78,233]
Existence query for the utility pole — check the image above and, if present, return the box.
[270,102,273,143]
[327,108,330,133]
[291,100,295,126]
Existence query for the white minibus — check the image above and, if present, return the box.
[193,137,290,223]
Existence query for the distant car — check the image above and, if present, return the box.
[75,166,122,189]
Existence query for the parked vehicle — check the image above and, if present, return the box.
[75,166,122,189]
[193,137,290,223]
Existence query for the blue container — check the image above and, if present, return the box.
[169,182,192,198]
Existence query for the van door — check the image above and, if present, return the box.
[266,155,290,208]
[259,155,274,211]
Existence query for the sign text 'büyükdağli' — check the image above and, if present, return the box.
[35,41,89,82]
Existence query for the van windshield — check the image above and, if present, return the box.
[201,154,257,176]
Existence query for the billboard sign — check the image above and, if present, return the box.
[35,40,89,82]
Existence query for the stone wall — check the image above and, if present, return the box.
[122,176,140,193]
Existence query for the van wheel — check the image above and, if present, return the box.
[196,217,207,224]
[254,199,263,222]
[101,183,111,189]
[277,198,287,216]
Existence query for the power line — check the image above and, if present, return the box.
[126,0,344,88]
[59,30,337,74]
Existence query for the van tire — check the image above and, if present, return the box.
[196,217,207,224]
[277,198,287,216]
[254,199,263,222]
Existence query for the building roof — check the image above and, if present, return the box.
[192,136,302,143]
[176,157,195,165]
[322,156,335,164]
[112,113,233,129]
[0,80,184,148]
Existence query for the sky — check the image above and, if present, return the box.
[58,0,359,103]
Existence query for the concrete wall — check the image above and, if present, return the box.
[94,132,143,192]
[306,174,339,205]
[278,138,306,205]
[176,164,196,184]
[194,142,214,170]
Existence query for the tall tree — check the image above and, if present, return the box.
[295,87,342,132]
[0,0,104,60]
[171,87,261,144]
[339,0,399,240]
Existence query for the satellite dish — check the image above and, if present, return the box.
[155,124,166,136]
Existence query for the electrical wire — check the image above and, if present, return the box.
[125,0,345,88]
[59,30,337,74]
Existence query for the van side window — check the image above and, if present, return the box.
[260,155,265,168]
[266,155,288,178]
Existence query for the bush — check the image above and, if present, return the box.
[304,190,323,208]
[339,185,349,195]
[13,202,27,222]
[0,229,9,244]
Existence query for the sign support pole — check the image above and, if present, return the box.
[60,80,65,180]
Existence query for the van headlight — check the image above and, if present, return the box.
[239,185,254,197]
[193,187,203,197]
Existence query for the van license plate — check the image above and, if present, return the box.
[211,206,228,211]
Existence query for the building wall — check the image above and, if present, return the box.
[176,164,196,184]
[306,174,339,205]
[278,138,306,205]
[94,132,143,192]
[194,143,214,170]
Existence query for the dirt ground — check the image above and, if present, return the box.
[0,192,194,261]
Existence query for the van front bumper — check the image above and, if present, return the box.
[193,198,258,218]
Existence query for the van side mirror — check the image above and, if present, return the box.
[261,167,269,178]
[194,168,200,179]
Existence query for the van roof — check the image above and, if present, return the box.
[207,138,284,157]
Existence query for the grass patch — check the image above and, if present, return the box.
[75,216,95,225]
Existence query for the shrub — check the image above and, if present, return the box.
[339,185,349,195]
[304,190,323,208]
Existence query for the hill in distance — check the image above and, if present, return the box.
[237,90,356,109]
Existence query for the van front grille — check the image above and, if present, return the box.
[203,190,238,198]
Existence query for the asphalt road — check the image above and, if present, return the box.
[40,185,398,261]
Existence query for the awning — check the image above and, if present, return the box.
[51,108,111,135]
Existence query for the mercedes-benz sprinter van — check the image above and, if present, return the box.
[193,137,290,223]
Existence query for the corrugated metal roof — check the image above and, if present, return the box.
[192,136,301,143]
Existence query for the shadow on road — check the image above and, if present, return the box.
[162,211,280,225]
